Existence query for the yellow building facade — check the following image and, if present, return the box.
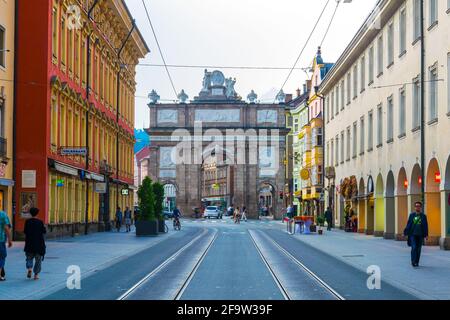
[0,0,15,222]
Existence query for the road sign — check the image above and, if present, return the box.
[59,147,88,156]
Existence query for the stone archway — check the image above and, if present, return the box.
[258,182,276,218]
[396,168,408,240]
[358,178,366,233]
[374,174,385,237]
[410,164,422,218]
[366,176,375,235]
[442,156,450,249]
[425,158,442,245]
[385,171,395,239]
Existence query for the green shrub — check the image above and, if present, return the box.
[137,177,156,221]
[153,182,165,221]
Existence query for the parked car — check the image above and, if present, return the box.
[203,206,222,219]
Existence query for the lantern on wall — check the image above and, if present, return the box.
[435,172,441,183]
[418,177,422,185]
[404,180,408,188]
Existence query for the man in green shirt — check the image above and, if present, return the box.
[404,202,429,267]
[0,210,13,281]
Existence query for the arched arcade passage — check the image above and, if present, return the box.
[385,171,395,239]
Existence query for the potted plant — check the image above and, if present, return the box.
[136,177,158,236]
[153,181,166,233]
[317,215,325,235]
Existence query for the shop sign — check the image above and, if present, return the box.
[54,163,79,176]
[121,189,129,196]
[90,173,105,182]
[57,179,64,187]
[59,147,88,156]
[95,183,107,194]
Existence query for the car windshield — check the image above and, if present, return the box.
[206,207,217,210]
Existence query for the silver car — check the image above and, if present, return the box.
[203,206,223,219]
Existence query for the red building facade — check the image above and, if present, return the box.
[14,0,149,237]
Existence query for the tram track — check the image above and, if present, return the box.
[118,228,218,300]
[249,229,345,300]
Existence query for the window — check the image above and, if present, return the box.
[0,99,4,139]
[387,23,394,66]
[429,66,438,121]
[340,131,344,163]
[347,73,351,104]
[353,65,358,98]
[368,46,374,84]
[352,122,357,158]
[429,0,438,26]
[0,26,5,67]
[61,18,66,65]
[331,139,334,167]
[448,54,450,114]
[399,8,406,54]
[50,96,58,146]
[399,87,406,136]
[335,86,339,115]
[340,80,345,110]
[60,100,66,146]
[377,35,384,75]
[361,56,366,91]
[360,117,365,154]
[331,92,334,120]
[368,111,373,150]
[326,97,330,122]
[346,127,351,161]
[412,77,421,129]
[387,96,394,142]
[377,105,383,146]
[335,136,339,166]
[413,0,421,41]
[52,5,59,60]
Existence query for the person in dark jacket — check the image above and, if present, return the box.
[115,207,123,232]
[404,201,429,267]
[324,207,333,231]
[24,208,46,280]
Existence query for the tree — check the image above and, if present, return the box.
[137,177,156,221]
[153,182,165,221]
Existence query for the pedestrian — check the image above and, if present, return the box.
[124,207,132,233]
[0,209,12,281]
[234,207,241,224]
[324,207,333,231]
[241,206,247,222]
[24,208,46,280]
[404,201,429,267]
[115,207,123,232]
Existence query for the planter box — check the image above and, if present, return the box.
[158,220,167,233]
[136,220,158,237]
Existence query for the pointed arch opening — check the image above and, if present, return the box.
[374,174,385,236]
[425,158,441,245]
[396,168,408,240]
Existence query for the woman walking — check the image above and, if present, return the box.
[234,207,241,224]
[124,207,132,233]
[241,207,248,222]
[24,208,46,280]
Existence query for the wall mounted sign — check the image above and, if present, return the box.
[20,192,37,219]
[59,147,88,156]
[257,110,278,124]
[22,170,36,188]
[157,110,178,124]
[195,109,240,122]
[95,183,107,194]
[121,189,129,196]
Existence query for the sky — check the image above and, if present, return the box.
[125,0,379,129]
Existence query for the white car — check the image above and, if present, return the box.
[203,206,223,219]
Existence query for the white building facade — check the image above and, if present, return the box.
[321,0,450,249]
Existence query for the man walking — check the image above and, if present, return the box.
[0,209,12,281]
[241,206,248,222]
[404,201,429,267]
[325,207,333,231]
[115,207,123,232]
[24,208,46,280]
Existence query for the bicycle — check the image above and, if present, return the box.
[173,217,181,231]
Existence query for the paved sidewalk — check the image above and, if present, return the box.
[0,227,178,300]
[282,225,450,300]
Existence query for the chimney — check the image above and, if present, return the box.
[296,88,301,97]
[285,94,293,103]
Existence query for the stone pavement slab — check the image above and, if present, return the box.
[0,227,178,300]
[285,227,450,300]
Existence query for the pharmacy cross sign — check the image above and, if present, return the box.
[59,147,88,157]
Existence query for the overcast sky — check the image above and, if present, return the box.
[125,0,379,129]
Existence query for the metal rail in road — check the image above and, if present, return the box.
[117,228,218,301]
[249,229,345,301]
